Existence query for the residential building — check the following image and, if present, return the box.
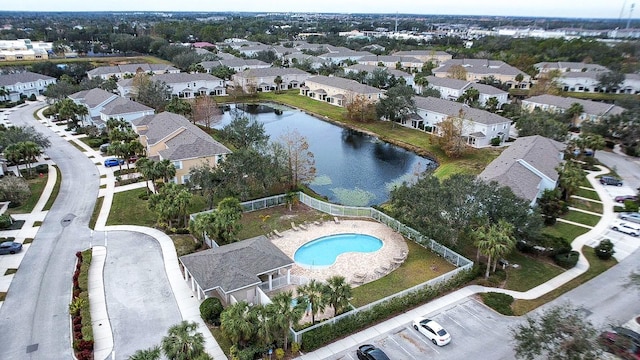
[410,96,512,148]
[283,53,327,70]
[318,49,372,65]
[231,68,311,93]
[200,58,271,73]
[343,64,415,89]
[179,235,294,304]
[391,50,452,65]
[557,71,640,94]
[300,75,384,107]
[0,71,56,102]
[87,63,180,80]
[478,135,566,206]
[117,73,227,99]
[521,94,626,125]
[132,112,231,184]
[0,39,51,61]
[534,61,609,75]
[433,59,531,89]
[357,55,423,72]
[68,88,153,127]
[424,76,508,107]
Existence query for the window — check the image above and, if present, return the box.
[181,175,190,183]
[173,161,182,170]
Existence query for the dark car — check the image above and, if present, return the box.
[600,176,623,186]
[0,241,22,255]
[356,344,391,360]
[616,195,639,203]
[599,327,640,359]
[104,158,124,167]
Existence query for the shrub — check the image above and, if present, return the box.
[0,177,31,207]
[490,137,501,146]
[481,292,514,315]
[624,200,639,213]
[553,250,580,269]
[0,214,13,229]
[275,348,285,360]
[594,239,615,260]
[290,342,300,354]
[76,349,92,360]
[28,94,36,101]
[200,297,224,325]
[35,164,49,174]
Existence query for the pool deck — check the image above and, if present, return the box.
[270,219,408,286]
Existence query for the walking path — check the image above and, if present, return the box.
[298,165,624,359]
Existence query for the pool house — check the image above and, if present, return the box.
[179,235,294,305]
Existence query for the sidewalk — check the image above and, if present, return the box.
[298,165,621,360]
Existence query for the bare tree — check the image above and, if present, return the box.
[435,111,470,158]
[447,64,467,80]
[278,129,316,189]
[192,96,221,128]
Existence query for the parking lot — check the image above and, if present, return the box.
[327,299,519,360]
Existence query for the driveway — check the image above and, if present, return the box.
[595,150,640,191]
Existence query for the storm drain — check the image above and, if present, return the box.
[26,344,38,353]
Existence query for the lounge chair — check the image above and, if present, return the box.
[353,272,367,279]
[334,216,340,224]
[299,223,308,230]
[374,267,386,276]
[291,222,300,231]
[273,229,284,238]
[313,221,322,226]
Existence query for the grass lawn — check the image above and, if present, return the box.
[503,252,565,292]
[107,188,156,227]
[350,240,456,307]
[43,166,62,211]
[574,188,600,201]
[236,203,331,240]
[512,246,617,315]
[89,196,104,230]
[8,174,48,214]
[542,222,590,242]
[68,140,87,152]
[561,210,601,227]
[210,326,233,357]
[170,234,201,257]
[569,198,603,214]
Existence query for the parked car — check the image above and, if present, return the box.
[611,221,640,237]
[600,176,623,186]
[99,143,110,153]
[621,213,640,224]
[0,241,22,255]
[412,317,451,346]
[127,155,139,164]
[616,195,639,203]
[104,158,124,167]
[356,344,391,360]
[599,327,640,359]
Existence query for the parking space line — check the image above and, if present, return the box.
[460,304,493,328]
[389,331,421,358]
[446,313,466,330]
[404,326,440,354]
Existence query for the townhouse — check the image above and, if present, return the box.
[433,59,531,89]
[301,75,384,107]
[231,68,311,93]
[521,94,626,125]
[87,63,180,80]
[0,71,56,102]
[68,88,154,127]
[357,55,424,72]
[424,76,508,107]
[117,73,227,99]
[343,64,415,89]
[391,50,452,65]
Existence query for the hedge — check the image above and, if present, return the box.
[481,292,514,316]
[299,268,476,351]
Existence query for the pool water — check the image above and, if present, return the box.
[294,233,383,268]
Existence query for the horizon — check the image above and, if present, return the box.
[2,0,638,20]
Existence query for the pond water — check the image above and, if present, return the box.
[216,103,437,206]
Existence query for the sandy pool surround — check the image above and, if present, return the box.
[270,219,408,285]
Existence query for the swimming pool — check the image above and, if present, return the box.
[294,233,383,268]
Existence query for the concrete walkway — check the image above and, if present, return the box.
[31,106,227,359]
[298,165,621,360]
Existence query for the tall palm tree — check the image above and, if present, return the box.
[128,345,161,360]
[473,226,495,279]
[161,321,206,360]
[297,279,328,324]
[556,161,584,201]
[136,157,157,193]
[325,276,352,316]
[488,219,517,272]
[19,141,41,176]
[155,159,176,183]
[251,304,277,349]
[4,143,24,176]
[584,134,606,157]
[268,290,305,351]
[220,301,255,348]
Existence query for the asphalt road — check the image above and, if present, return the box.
[0,101,100,359]
[596,150,640,191]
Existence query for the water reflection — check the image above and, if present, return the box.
[216,103,437,206]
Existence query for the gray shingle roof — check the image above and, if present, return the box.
[68,88,116,108]
[478,135,566,202]
[179,236,293,293]
[393,50,451,57]
[358,55,422,63]
[87,63,178,77]
[427,75,511,95]
[0,71,55,86]
[534,62,609,72]
[306,75,383,95]
[150,73,223,84]
[100,97,153,116]
[524,94,626,117]
[132,112,230,160]
[345,64,410,78]
[413,96,511,125]
[236,67,309,78]
[434,59,527,78]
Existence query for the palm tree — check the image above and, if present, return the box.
[297,279,328,324]
[128,345,161,360]
[19,141,41,176]
[251,304,277,348]
[0,86,9,102]
[566,103,584,127]
[268,290,305,351]
[584,134,606,157]
[488,220,516,272]
[473,225,495,279]
[274,75,283,93]
[189,212,216,245]
[556,161,584,201]
[220,301,255,348]
[4,143,24,176]
[155,159,177,183]
[325,276,352,316]
[161,321,206,360]
[136,157,157,193]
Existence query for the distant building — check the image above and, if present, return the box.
[392,50,452,65]
[424,76,508,107]
[534,61,609,75]
[521,94,626,126]
[87,63,180,80]
[117,73,227,99]
[231,68,311,93]
[357,55,423,72]
[433,59,531,89]
[0,39,51,62]
[300,75,384,107]
[0,71,56,102]
[343,64,415,90]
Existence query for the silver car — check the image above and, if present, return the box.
[620,212,640,224]
[611,221,640,237]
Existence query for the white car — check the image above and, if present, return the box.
[412,317,451,346]
[611,221,640,237]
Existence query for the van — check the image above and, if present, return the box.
[600,176,623,186]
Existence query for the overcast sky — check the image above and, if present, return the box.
[3,0,636,20]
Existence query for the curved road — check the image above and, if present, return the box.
[0,102,181,359]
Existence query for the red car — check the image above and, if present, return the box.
[599,327,640,360]
[616,195,638,203]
